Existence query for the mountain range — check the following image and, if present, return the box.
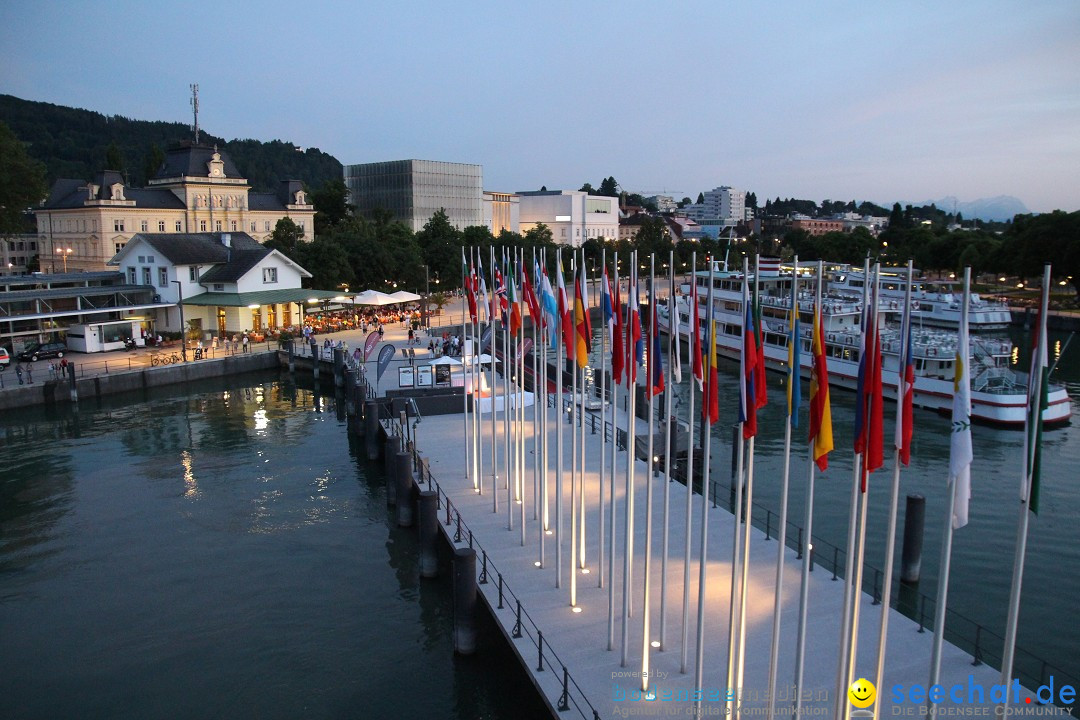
[905,195,1031,223]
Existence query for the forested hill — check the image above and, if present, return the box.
[0,94,343,192]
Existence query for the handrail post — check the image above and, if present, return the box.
[537,631,544,671]
[558,667,569,711]
[832,546,839,581]
[479,551,488,584]
[498,573,504,609]
[972,625,983,666]
[513,599,522,638]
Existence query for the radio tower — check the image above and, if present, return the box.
[190,83,200,144]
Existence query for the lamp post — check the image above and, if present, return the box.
[171,280,187,362]
[56,247,72,272]
[423,264,430,331]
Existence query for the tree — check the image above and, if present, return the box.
[0,121,47,234]
[105,142,124,172]
[415,209,462,291]
[310,178,354,236]
[678,197,692,209]
[746,191,758,209]
[265,217,304,257]
[294,235,354,290]
[598,176,619,197]
[523,223,554,247]
[579,182,595,194]
[142,143,165,185]
[696,192,704,205]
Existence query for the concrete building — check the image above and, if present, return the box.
[343,159,484,232]
[483,191,520,236]
[517,190,619,247]
[682,186,747,226]
[791,217,845,236]
[646,195,677,213]
[2,234,40,275]
[36,144,314,273]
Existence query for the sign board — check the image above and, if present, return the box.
[398,366,414,388]
[435,364,451,387]
[416,365,433,387]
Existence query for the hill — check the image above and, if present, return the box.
[910,195,1030,223]
[0,94,342,192]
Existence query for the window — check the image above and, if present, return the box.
[127,267,136,283]
[297,221,305,235]
[189,267,198,282]
[158,221,165,232]
[213,283,224,292]
[215,220,222,232]
[137,256,145,263]
[263,267,278,284]
[116,242,125,254]
[147,255,154,264]
[264,221,270,232]
[114,219,125,232]
[230,221,237,231]
[250,222,256,232]
[158,268,168,287]
[200,220,207,232]
[142,267,151,285]
[141,220,148,232]
[175,221,182,232]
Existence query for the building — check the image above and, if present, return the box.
[109,232,336,337]
[681,186,747,226]
[646,195,677,213]
[343,159,484,232]
[517,190,618,247]
[791,217,845,236]
[35,143,314,273]
[483,191,520,236]
[2,234,40,275]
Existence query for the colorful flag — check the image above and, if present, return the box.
[612,262,625,386]
[522,257,542,327]
[649,280,664,396]
[669,274,682,385]
[573,259,591,367]
[539,262,558,345]
[704,315,719,425]
[557,256,575,362]
[809,304,833,471]
[601,264,614,346]
[863,281,885,484]
[464,251,477,324]
[752,286,768,410]
[626,264,643,387]
[477,255,489,323]
[950,286,973,529]
[507,259,522,336]
[494,261,508,323]
[897,313,915,465]
[690,264,703,391]
[739,279,759,439]
[787,281,801,426]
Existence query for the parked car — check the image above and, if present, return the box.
[0,347,10,370]
[17,342,67,362]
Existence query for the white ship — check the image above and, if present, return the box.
[828,266,1013,332]
[658,266,1071,427]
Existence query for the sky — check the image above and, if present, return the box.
[2,0,1078,213]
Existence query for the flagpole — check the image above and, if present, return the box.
[1000,263,1052,685]
[556,247,564,590]
[641,253,657,691]
[846,264,880,707]
[766,255,798,720]
[795,260,830,720]
[463,248,471,492]
[874,259,914,704]
[571,251,579,608]
[519,248,527,546]
[607,250,620,651]
[726,259,750,718]
[579,247,588,571]
[660,249,674,651]
[681,251,698,675]
[835,258,870,720]
[474,246,483,497]
[622,250,638,667]
[491,246,499,515]
[599,247,608,589]
[505,249,514,530]
[693,255,716,717]
[533,247,540,521]
[928,265,972,713]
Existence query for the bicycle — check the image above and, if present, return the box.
[151,352,182,367]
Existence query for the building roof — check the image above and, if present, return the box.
[43,179,187,210]
[198,249,268,283]
[248,192,287,211]
[116,232,266,267]
[153,143,245,180]
[181,288,341,307]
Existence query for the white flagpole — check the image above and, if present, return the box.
[505,249,514,530]
[571,251,579,608]
[766,255,798,720]
[556,247,564,589]
[660,249,674,651]
[726,259,749,717]
[794,260,826,719]
[491,245,499,515]
[622,251,638,667]
[874,259,913,704]
[519,248,527,546]
[463,248,471,491]
[532,247,540,521]
[607,250,620,651]
[579,247,588,571]
[641,253,657,691]
[835,258,870,720]
[693,255,715,717]
[473,246,483,497]
[928,265,972,712]
[1001,263,1052,685]
[599,248,607,589]
[681,251,698,675]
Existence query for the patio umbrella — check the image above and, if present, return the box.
[388,290,422,303]
[430,356,462,366]
[353,290,398,306]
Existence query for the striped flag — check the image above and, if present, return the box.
[539,262,558,346]
[612,262,624,386]
[477,255,489,323]
[522,258,542,327]
[626,265,643,387]
[704,315,719,425]
[752,287,768,410]
[897,312,915,465]
[464,251,477,324]
[649,279,664,396]
[573,259,591,367]
[557,257,575,362]
[669,272,682,384]
[809,302,833,471]
[601,264,614,347]
[950,285,973,529]
[507,258,522,336]
[739,278,759,439]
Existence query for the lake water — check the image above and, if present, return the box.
[0,372,550,719]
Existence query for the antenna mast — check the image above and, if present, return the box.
[190,83,200,144]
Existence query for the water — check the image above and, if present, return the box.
[0,372,549,719]
[674,326,1080,686]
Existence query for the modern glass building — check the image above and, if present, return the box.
[343,160,484,232]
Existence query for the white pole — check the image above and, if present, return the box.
[621,251,638,667]
[660,249,674,651]
[874,260,913,705]
[520,249,527,546]
[505,250,513,530]
[599,247,607,589]
[693,256,715,717]
[607,250,620,651]
[491,246,499,515]
[681,251,698,675]
[556,248,564,589]
[463,248,471,492]
[1000,263,1051,685]
[641,253,657,691]
[571,252,579,608]
[766,254,798,720]
[579,247,587,571]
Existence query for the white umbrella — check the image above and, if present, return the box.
[431,356,463,366]
[353,290,398,306]
[388,290,422,303]
[463,353,496,365]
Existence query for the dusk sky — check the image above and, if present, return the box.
[2,1,1077,213]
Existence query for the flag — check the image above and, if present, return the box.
[464,251,477,324]
[863,281,885,484]
[1024,285,1049,514]
[649,281,664,396]
[950,287,973,529]
[752,286,767,410]
[787,276,801,426]
[540,263,558,346]
[626,265,643,387]
[477,255,489,323]
[507,260,522,336]
[573,259,591,367]
[739,279,759,439]
[601,264,615,346]
[690,264,703,391]
[522,258,542,327]
[704,316,719,425]
[612,263,625,386]
[669,275,682,385]
[494,262,508,323]
[854,293,870,455]
[809,304,833,471]
[557,257,575,361]
[897,313,915,465]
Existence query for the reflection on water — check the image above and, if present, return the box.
[0,370,547,720]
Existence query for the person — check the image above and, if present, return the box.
[408,328,414,345]
[377,325,384,338]
[427,339,434,353]
[15,363,23,385]
[242,332,249,353]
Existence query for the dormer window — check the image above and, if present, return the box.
[110,183,126,201]
[294,190,306,205]
[263,268,278,284]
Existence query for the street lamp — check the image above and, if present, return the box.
[172,280,187,362]
[422,264,430,331]
[56,247,72,272]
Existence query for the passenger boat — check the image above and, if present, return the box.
[657,265,1071,426]
[828,266,1013,332]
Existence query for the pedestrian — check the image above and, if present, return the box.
[48,362,56,380]
[60,357,69,379]
[408,328,414,345]
[15,363,23,385]
[242,332,249,353]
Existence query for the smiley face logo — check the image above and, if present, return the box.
[848,678,876,709]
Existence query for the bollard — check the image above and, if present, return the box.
[395,451,414,527]
[67,362,78,402]
[364,401,379,460]
[384,434,399,502]
[418,491,438,578]
[333,348,345,388]
[900,493,926,584]
[452,547,477,655]
[288,340,295,373]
